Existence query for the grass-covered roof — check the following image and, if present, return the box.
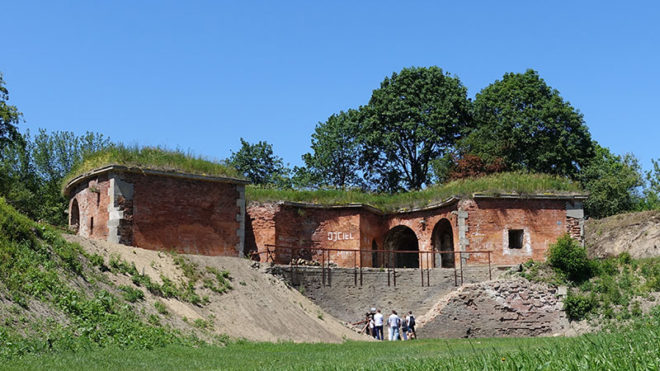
[247,172,584,212]
[63,146,244,193]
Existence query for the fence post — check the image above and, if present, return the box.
[359,249,363,286]
[459,251,464,285]
[354,250,357,286]
[321,247,325,287]
[393,251,397,287]
[426,251,430,286]
[420,253,424,287]
[488,251,492,281]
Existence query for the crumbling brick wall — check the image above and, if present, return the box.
[68,174,110,240]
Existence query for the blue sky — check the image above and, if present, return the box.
[2,1,659,171]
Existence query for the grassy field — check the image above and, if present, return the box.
[248,172,583,212]
[3,317,658,371]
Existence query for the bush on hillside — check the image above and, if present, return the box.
[563,291,595,321]
[547,234,592,282]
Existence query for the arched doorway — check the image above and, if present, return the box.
[431,218,454,268]
[70,199,80,233]
[383,226,419,268]
[371,239,379,268]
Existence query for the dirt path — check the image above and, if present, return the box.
[65,235,366,343]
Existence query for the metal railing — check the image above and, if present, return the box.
[250,245,492,287]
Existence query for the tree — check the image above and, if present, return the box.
[362,66,472,191]
[229,138,290,187]
[579,144,643,218]
[0,73,22,151]
[642,159,660,209]
[300,109,364,189]
[464,69,593,178]
[0,129,111,225]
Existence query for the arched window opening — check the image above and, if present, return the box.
[383,226,419,268]
[431,218,455,268]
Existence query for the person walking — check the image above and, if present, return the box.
[406,311,416,339]
[400,314,409,340]
[387,310,401,341]
[373,309,384,340]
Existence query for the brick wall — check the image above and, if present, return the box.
[69,174,111,240]
[247,197,584,268]
[459,198,568,265]
[69,171,244,256]
[128,173,242,256]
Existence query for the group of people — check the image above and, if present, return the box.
[361,308,416,341]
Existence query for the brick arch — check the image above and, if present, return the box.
[70,198,80,233]
[383,225,419,268]
[431,218,455,268]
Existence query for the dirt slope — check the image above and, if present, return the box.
[64,235,365,343]
[585,210,660,258]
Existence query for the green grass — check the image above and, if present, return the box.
[63,145,243,193]
[248,172,583,212]
[2,315,658,370]
[0,197,201,359]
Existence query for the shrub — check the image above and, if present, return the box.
[119,285,145,303]
[564,291,595,320]
[547,234,592,282]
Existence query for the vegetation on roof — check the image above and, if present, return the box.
[63,145,244,192]
[247,172,583,212]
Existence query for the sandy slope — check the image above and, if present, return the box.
[585,210,660,259]
[64,234,366,343]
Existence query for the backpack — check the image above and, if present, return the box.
[396,317,401,327]
[408,315,415,326]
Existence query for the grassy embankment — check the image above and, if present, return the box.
[248,172,583,212]
[62,145,244,191]
[3,314,659,370]
[0,198,232,360]
[63,147,581,212]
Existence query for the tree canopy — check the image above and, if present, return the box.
[229,138,290,187]
[0,73,22,151]
[361,66,472,191]
[463,69,593,178]
[579,144,643,218]
[299,109,364,189]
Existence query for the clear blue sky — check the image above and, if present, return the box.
[2,1,659,171]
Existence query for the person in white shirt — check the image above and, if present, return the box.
[387,310,401,341]
[373,309,384,340]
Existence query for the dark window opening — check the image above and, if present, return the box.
[96,192,100,207]
[508,229,523,249]
[90,217,94,234]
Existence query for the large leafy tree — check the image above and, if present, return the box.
[579,144,643,218]
[463,69,593,178]
[229,138,290,187]
[0,73,22,151]
[300,109,364,189]
[362,66,472,191]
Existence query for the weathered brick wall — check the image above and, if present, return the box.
[69,174,111,240]
[274,206,362,266]
[247,198,584,268]
[460,198,568,265]
[385,206,458,269]
[245,203,280,260]
[126,173,242,256]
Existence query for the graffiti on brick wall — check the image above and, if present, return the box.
[328,232,355,242]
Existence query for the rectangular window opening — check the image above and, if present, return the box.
[96,192,100,207]
[90,217,94,234]
[508,229,523,249]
